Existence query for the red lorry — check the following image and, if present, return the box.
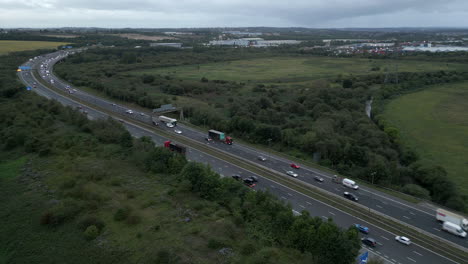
[208,129,233,145]
[164,141,186,155]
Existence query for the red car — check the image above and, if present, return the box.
[290,163,300,169]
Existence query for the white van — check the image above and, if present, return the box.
[342,178,359,190]
[442,222,467,238]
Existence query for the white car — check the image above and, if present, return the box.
[395,236,411,245]
[286,171,298,178]
[125,110,134,114]
[174,129,182,134]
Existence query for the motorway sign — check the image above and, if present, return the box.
[26,86,32,91]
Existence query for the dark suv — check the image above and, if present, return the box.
[232,175,242,181]
[361,237,377,247]
[344,192,358,201]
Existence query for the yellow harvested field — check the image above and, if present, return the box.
[0,40,70,55]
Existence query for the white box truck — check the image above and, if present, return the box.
[158,116,177,127]
[436,208,468,231]
[342,178,359,190]
[442,222,467,238]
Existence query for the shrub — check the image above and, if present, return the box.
[402,184,430,200]
[114,206,131,221]
[84,225,99,241]
[207,239,226,249]
[78,215,105,231]
[126,213,142,225]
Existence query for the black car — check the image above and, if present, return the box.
[232,174,242,181]
[314,176,324,182]
[249,176,258,182]
[243,178,256,188]
[344,192,358,201]
[361,237,377,247]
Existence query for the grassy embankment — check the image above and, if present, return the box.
[0,40,70,55]
[383,82,468,193]
[135,56,466,83]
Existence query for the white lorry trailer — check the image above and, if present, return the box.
[436,208,468,231]
[155,116,177,127]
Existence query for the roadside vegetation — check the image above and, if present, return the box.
[54,46,468,213]
[1,50,360,263]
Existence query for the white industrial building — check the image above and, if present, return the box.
[150,43,183,48]
[209,38,301,47]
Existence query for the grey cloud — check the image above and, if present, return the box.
[0,0,467,27]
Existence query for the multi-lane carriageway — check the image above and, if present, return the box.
[18,50,468,264]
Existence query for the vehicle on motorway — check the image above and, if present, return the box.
[208,129,233,145]
[158,115,177,127]
[395,236,411,245]
[249,176,258,182]
[332,175,342,183]
[290,163,300,169]
[361,237,377,247]
[140,112,145,116]
[243,178,256,188]
[72,89,77,92]
[205,137,213,142]
[286,171,298,178]
[314,175,324,182]
[232,175,242,181]
[125,109,134,114]
[111,103,116,106]
[342,178,359,190]
[436,208,468,231]
[343,192,358,201]
[355,224,369,234]
[257,156,267,161]
[174,129,182,134]
[442,221,467,237]
[164,141,186,156]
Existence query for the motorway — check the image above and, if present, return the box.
[17,50,465,264]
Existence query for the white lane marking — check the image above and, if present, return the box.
[306,201,312,205]
[407,257,417,262]
[377,242,383,246]
[329,211,335,216]
[299,205,305,208]
[409,211,416,215]
[287,193,293,196]
[270,185,275,188]
[380,236,389,240]
[382,201,388,205]
[321,216,328,220]
[433,228,441,232]
[281,196,287,200]
[376,205,383,209]
[403,216,411,219]
[376,251,381,255]
[392,259,397,263]
[334,188,340,191]
[413,251,423,256]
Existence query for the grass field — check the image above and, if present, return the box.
[383,82,468,193]
[135,56,466,82]
[0,40,70,55]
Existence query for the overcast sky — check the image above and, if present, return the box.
[1,0,468,28]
